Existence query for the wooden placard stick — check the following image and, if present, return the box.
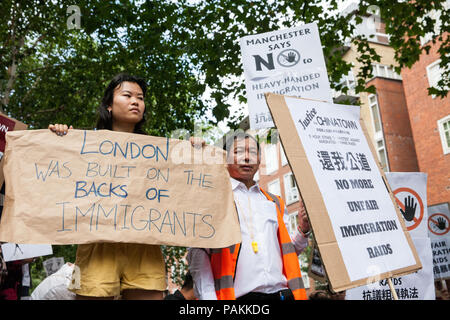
[387,278,399,300]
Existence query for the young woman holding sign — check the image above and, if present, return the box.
[49,73,192,300]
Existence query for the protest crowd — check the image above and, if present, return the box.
[0,2,449,304]
[0,72,448,301]
[0,73,311,301]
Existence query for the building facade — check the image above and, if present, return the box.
[332,13,419,174]
[400,34,450,206]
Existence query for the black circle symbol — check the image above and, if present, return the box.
[277,49,301,68]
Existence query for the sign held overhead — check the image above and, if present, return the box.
[240,23,333,130]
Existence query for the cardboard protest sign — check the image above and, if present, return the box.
[345,237,435,300]
[385,172,428,238]
[0,113,27,186]
[265,93,421,292]
[0,129,241,248]
[1,243,52,262]
[428,202,450,280]
[240,23,332,130]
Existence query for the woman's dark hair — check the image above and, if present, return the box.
[96,73,148,134]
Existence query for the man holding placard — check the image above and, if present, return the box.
[188,132,310,300]
[265,93,422,293]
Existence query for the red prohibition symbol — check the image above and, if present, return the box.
[393,187,424,231]
[428,213,450,236]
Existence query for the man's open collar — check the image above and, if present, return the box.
[229,177,260,193]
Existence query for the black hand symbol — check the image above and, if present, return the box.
[436,217,447,230]
[286,52,296,63]
[400,196,416,222]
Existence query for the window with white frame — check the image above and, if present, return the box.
[288,211,298,236]
[284,172,299,205]
[264,143,278,174]
[368,94,382,139]
[438,115,450,155]
[376,139,389,172]
[368,94,389,171]
[267,179,281,197]
[426,60,445,98]
[338,69,356,91]
[280,143,288,166]
[375,23,389,42]
[371,64,402,80]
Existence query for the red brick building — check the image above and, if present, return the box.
[400,34,450,206]
[366,77,419,172]
[332,3,420,174]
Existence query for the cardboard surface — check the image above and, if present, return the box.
[265,93,422,292]
[0,129,241,248]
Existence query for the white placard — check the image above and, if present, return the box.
[428,202,450,280]
[43,257,65,276]
[430,238,450,280]
[284,97,417,282]
[240,23,332,129]
[428,203,450,239]
[1,243,52,262]
[346,237,435,300]
[385,172,428,238]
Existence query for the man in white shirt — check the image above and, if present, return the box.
[188,132,311,300]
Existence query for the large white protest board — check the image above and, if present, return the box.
[428,202,450,280]
[240,23,332,129]
[265,93,421,291]
[311,172,435,297]
[345,237,435,300]
[1,243,52,262]
[385,172,428,238]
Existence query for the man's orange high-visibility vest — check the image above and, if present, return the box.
[210,189,308,300]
